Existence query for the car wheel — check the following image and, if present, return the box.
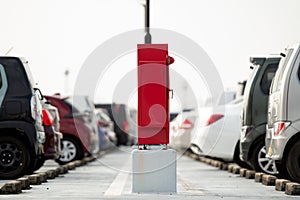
[33,156,45,172]
[56,136,83,165]
[0,136,30,179]
[251,139,278,175]
[286,139,300,182]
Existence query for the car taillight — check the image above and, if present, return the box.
[42,109,54,126]
[179,119,193,130]
[204,114,224,126]
[273,121,290,136]
[123,121,129,133]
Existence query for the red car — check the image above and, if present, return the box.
[45,94,99,165]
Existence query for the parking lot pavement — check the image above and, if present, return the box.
[0,146,297,199]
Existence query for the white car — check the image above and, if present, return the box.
[190,97,248,167]
[169,110,197,151]
[170,90,237,151]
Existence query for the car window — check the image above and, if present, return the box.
[100,111,111,122]
[298,63,300,80]
[260,63,278,95]
[21,58,37,88]
[0,64,8,105]
[227,97,243,105]
[271,49,293,93]
[64,97,80,113]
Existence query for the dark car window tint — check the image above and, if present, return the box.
[0,58,31,96]
[64,97,80,113]
[260,63,278,95]
[298,63,300,80]
[0,69,2,88]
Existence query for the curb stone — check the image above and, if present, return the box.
[245,170,255,179]
[254,172,264,183]
[285,182,300,195]
[16,177,30,190]
[0,180,22,194]
[28,174,42,185]
[232,166,240,174]
[67,162,76,170]
[38,172,48,183]
[239,168,247,177]
[46,169,58,179]
[262,174,277,186]
[186,152,300,196]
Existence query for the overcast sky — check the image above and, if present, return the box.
[1,0,300,108]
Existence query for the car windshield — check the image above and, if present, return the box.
[63,97,80,113]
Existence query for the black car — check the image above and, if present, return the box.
[240,55,280,174]
[0,57,45,179]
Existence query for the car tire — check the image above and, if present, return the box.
[0,136,30,179]
[33,156,45,172]
[234,141,251,169]
[250,139,278,174]
[286,139,300,182]
[56,136,83,165]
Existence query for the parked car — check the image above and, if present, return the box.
[266,43,300,182]
[190,97,248,167]
[37,100,63,168]
[45,95,99,165]
[170,89,240,152]
[169,110,196,151]
[240,55,280,174]
[0,57,45,179]
[95,103,134,146]
[96,108,117,149]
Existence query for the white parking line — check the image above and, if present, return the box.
[104,160,130,196]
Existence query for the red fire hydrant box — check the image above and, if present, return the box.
[137,44,174,145]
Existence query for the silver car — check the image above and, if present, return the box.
[266,43,300,182]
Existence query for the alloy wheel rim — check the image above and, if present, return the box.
[0,143,21,170]
[60,140,77,162]
[258,146,278,174]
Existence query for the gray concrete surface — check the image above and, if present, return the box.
[0,146,298,199]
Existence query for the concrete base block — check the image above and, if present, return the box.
[132,149,177,193]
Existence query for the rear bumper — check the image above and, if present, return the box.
[44,125,62,159]
[266,124,295,161]
[240,125,265,162]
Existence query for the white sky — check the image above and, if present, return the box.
[1,0,300,109]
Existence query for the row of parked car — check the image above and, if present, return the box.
[0,56,136,179]
[170,43,300,183]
